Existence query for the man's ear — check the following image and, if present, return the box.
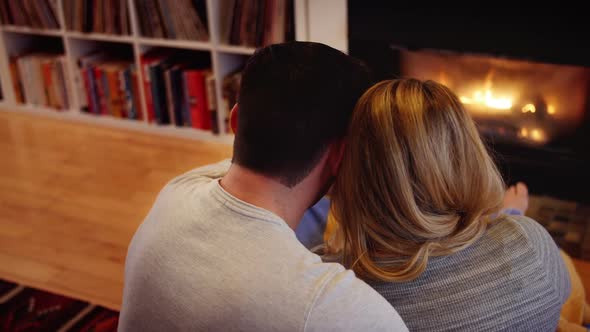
[327,138,346,176]
[230,104,239,134]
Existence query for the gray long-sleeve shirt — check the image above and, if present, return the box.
[368,215,570,332]
[118,160,407,331]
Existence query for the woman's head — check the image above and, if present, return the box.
[331,79,505,282]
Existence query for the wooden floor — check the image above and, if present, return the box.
[1,110,589,311]
[0,110,231,310]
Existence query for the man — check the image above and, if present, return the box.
[119,42,407,331]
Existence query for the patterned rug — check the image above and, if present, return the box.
[0,279,119,332]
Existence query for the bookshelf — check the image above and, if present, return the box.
[0,0,347,145]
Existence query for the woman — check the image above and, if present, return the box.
[329,79,571,331]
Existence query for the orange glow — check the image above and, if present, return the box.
[531,129,543,141]
[521,104,536,113]
[520,128,545,142]
[459,89,513,111]
[547,104,556,115]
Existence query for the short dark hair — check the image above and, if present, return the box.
[234,41,371,187]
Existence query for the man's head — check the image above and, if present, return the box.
[232,41,371,188]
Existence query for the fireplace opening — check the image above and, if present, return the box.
[399,48,590,147]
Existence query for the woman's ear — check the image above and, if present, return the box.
[230,104,239,134]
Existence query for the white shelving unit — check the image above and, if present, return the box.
[0,0,348,145]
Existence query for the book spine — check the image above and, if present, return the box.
[123,67,136,119]
[9,58,24,104]
[163,68,176,125]
[41,60,54,108]
[184,70,209,130]
[131,70,142,120]
[229,0,243,45]
[47,0,60,29]
[140,57,156,122]
[86,67,100,114]
[80,67,91,112]
[156,0,176,39]
[56,58,70,109]
[145,0,164,38]
[170,68,185,126]
[149,62,170,124]
[34,57,47,106]
[16,57,29,104]
[106,68,122,117]
[0,0,10,25]
[94,67,106,114]
[181,72,191,126]
[205,72,219,134]
[119,0,129,35]
[77,62,90,112]
[51,60,63,109]
[149,64,162,123]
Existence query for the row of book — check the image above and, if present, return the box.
[135,0,209,41]
[77,55,141,120]
[140,50,217,132]
[0,0,60,29]
[63,0,130,35]
[222,0,294,47]
[10,53,70,110]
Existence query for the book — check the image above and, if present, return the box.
[9,58,24,104]
[1,0,59,29]
[170,66,188,127]
[135,0,209,41]
[184,69,210,130]
[63,0,130,35]
[12,53,70,111]
[225,0,294,47]
[205,72,219,134]
[140,51,169,123]
[78,55,140,119]
[164,68,176,125]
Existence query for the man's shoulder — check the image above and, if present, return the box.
[304,263,407,331]
[164,159,231,193]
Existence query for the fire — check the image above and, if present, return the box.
[460,89,513,111]
[519,127,545,142]
[530,129,543,141]
[521,104,536,113]
[547,104,556,115]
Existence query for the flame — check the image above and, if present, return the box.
[547,104,556,115]
[521,104,536,113]
[520,127,545,142]
[530,129,543,141]
[460,89,513,111]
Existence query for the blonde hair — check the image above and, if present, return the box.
[330,79,505,282]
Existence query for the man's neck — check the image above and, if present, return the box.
[219,164,308,230]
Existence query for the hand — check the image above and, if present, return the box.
[502,182,529,214]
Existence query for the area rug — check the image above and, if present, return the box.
[0,279,119,332]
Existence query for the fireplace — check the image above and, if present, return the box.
[348,6,590,204]
[399,48,590,147]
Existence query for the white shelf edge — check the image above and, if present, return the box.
[66,31,134,43]
[0,105,233,146]
[1,25,63,37]
[215,44,256,55]
[137,37,212,51]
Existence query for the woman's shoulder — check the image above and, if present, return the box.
[487,214,561,263]
[488,214,551,242]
